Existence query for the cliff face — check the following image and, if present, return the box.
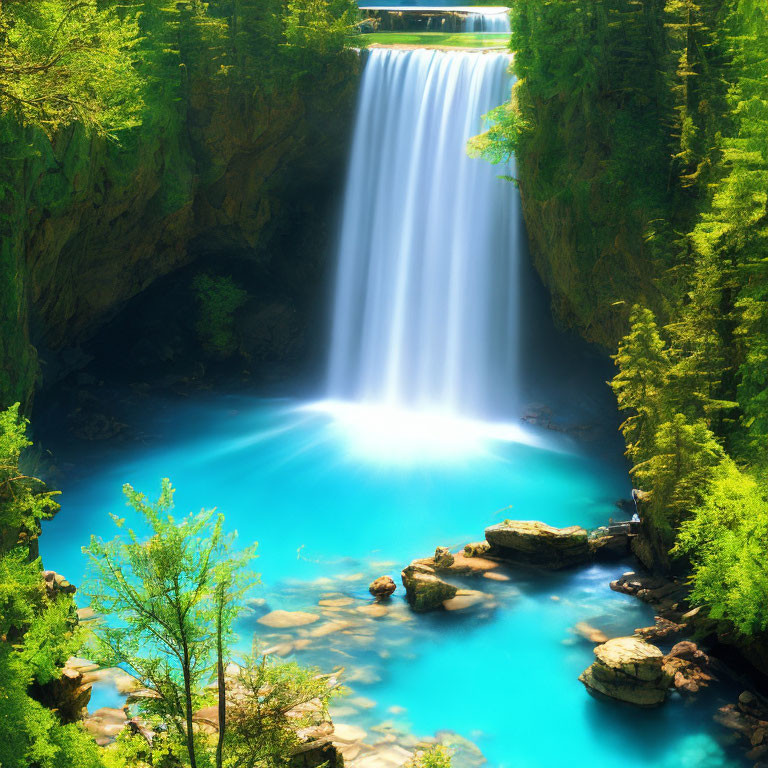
[518,185,658,351]
[2,53,360,409]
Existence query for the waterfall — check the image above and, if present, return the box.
[463,10,511,33]
[327,49,520,420]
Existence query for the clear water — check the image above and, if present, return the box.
[39,396,745,768]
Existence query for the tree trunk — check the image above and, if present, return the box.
[182,646,197,768]
[216,584,226,768]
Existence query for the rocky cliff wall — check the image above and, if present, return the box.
[1,53,361,410]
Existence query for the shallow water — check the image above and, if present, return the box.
[39,395,746,768]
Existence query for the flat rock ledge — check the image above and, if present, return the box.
[579,637,673,707]
[485,520,590,569]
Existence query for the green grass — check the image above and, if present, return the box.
[360,32,510,48]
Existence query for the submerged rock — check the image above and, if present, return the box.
[485,520,590,569]
[369,575,397,599]
[573,621,609,644]
[443,589,495,612]
[401,564,457,612]
[579,637,672,707]
[257,610,320,628]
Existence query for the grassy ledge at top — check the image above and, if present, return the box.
[360,31,509,47]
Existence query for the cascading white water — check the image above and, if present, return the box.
[327,48,520,420]
[463,9,511,33]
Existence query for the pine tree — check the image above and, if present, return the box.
[611,305,670,462]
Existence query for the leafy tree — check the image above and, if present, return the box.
[84,479,256,768]
[676,460,768,634]
[633,413,724,534]
[0,0,143,138]
[0,403,60,551]
[610,306,669,462]
[283,0,360,69]
[0,405,103,768]
[225,656,340,767]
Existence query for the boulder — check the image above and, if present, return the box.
[401,564,457,612]
[30,665,92,723]
[610,572,689,617]
[662,641,713,694]
[433,546,455,568]
[42,570,77,597]
[368,576,396,599]
[579,637,672,707]
[463,541,490,558]
[635,616,686,642]
[485,520,590,569]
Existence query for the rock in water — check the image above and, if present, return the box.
[401,564,457,612]
[433,546,455,568]
[485,520,590,569]
[369,575,396,599]
[662,641,714,693]
[464,541,491,557]
[579,637,672,707]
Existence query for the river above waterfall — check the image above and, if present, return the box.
[39,394,746,768]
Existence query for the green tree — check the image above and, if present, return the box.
[676,460,768,634]
[0,0,143,138]
[0,403,59,552]
[0,405,103,768]
[633,413,724,534]
[84,480,256,768]
[610,306,669,462]
[225,656,340,767]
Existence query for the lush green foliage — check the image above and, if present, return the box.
[0,0,143,138]
[0,403,59,548]
[406,745,453,768]
[84,479,256,768]
[0,405,103,768]
[676,460,768,634]
[482,0,768,634]
[193,274,249,357]
[225,656,339,767]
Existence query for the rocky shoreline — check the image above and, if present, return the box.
[387,513,766,767]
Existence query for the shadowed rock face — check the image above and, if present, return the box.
[3,51,361,409]
[485,520,590,569]
[579,637,673,707]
